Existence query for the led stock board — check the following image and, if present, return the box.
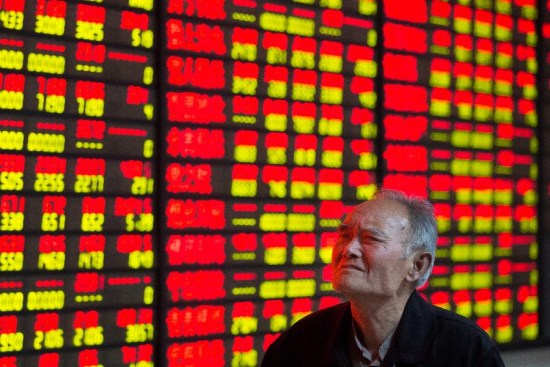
[0,0,157,365]
[160,0,540,365]
[0,0,546,366]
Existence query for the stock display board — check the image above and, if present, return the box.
[0,0,157,366]
[159,0,541,365]
[379,0,540,347]
[541,0,550,345]
[159,0,379,365]
[0,0,546,366]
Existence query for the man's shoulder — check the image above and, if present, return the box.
[269,301,350,347]
[426,300,502,354]
[301,301,349,320]
[430,303,493,338]
[397,293,504,366]
[261,302,350,366]
[409,293,492,338]
[430,302,477,324]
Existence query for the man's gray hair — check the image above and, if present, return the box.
[372,188,438,287]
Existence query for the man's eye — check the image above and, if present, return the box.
[339,231,353,240]
[361,236,377,244]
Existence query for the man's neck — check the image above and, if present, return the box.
[349,292,412,354]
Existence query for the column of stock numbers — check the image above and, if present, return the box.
[160,0,378,365]
[0,0,157,366]
[380,0,539,345]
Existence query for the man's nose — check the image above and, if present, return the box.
[343,237,361,258]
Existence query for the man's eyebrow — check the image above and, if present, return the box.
[359,225,389,240]
[337,223,351,231]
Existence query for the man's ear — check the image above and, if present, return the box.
[406,252,432,283]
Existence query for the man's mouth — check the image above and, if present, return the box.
[339,263,364,272]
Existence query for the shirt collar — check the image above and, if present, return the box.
[352,320,396,364]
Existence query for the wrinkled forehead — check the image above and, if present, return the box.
[343,199,410,232]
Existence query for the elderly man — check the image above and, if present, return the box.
[261,189,504,367]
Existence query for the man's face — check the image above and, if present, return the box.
[331,198,415,300]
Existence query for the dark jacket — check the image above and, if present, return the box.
[261,291,505,367]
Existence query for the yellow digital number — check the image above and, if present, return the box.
[27,290,65,311]
[231,179,257,197]
[231,350,258,367]
[266,48,287,65]
[27,132,65,153]
[37,251,66,270]
[125,323,154,343]
[81,213,105,232]
[0,332,24,352]
[129,0,154,11]
[259,213,286,231]
[0,130,25,150]
[0,212,24,231]
[0,292,24,311]
[290,51,315,69]
[290,182,315,199]
[269,314,287,332]
[76,97,104,117]
[34,173,65,192]
[0,11,24,30]
[143,139,154,158]
[292,84,315,101]
[319,55,342,73]
[320,0,342,9]
[125,213,154,232]
[294,149,316,166]
[36,93,65,113]
[321,87,343,105]
[232,77,257,95]
[130,362,153,367]
[232,43,257,62]
[35,15,65,36]
[143,66,154,85]
[143,286,154,305]
[287,279,316,297]
[128,250,154,269]
[265,114,287,131]
[78,251,104,270]
[358,91,376,108]
[267,181,286,198]
[0,171,23,190]
[259,13,286,32]
[0,90,24,110]
[131,177,154,195]
[321,151,342,167]
[267,81,287,98]
[0,50,24,70]
[73,326,104,347]
[75,175,105,193]
[231,317,258,335]
[318,118,343,136]
[28,53,66,74]
[84,326,104,346]
[266,148,287,164]
[358,152,377,170]
[75,21,104,41]
[287,17,315,36]
[33,329,63,350]
[143,103,154,120]
[131,29,154,48]
[0,251,23,271]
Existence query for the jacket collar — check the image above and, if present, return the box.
[393,291,438,364]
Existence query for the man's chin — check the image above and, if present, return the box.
[332,279,364,296]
